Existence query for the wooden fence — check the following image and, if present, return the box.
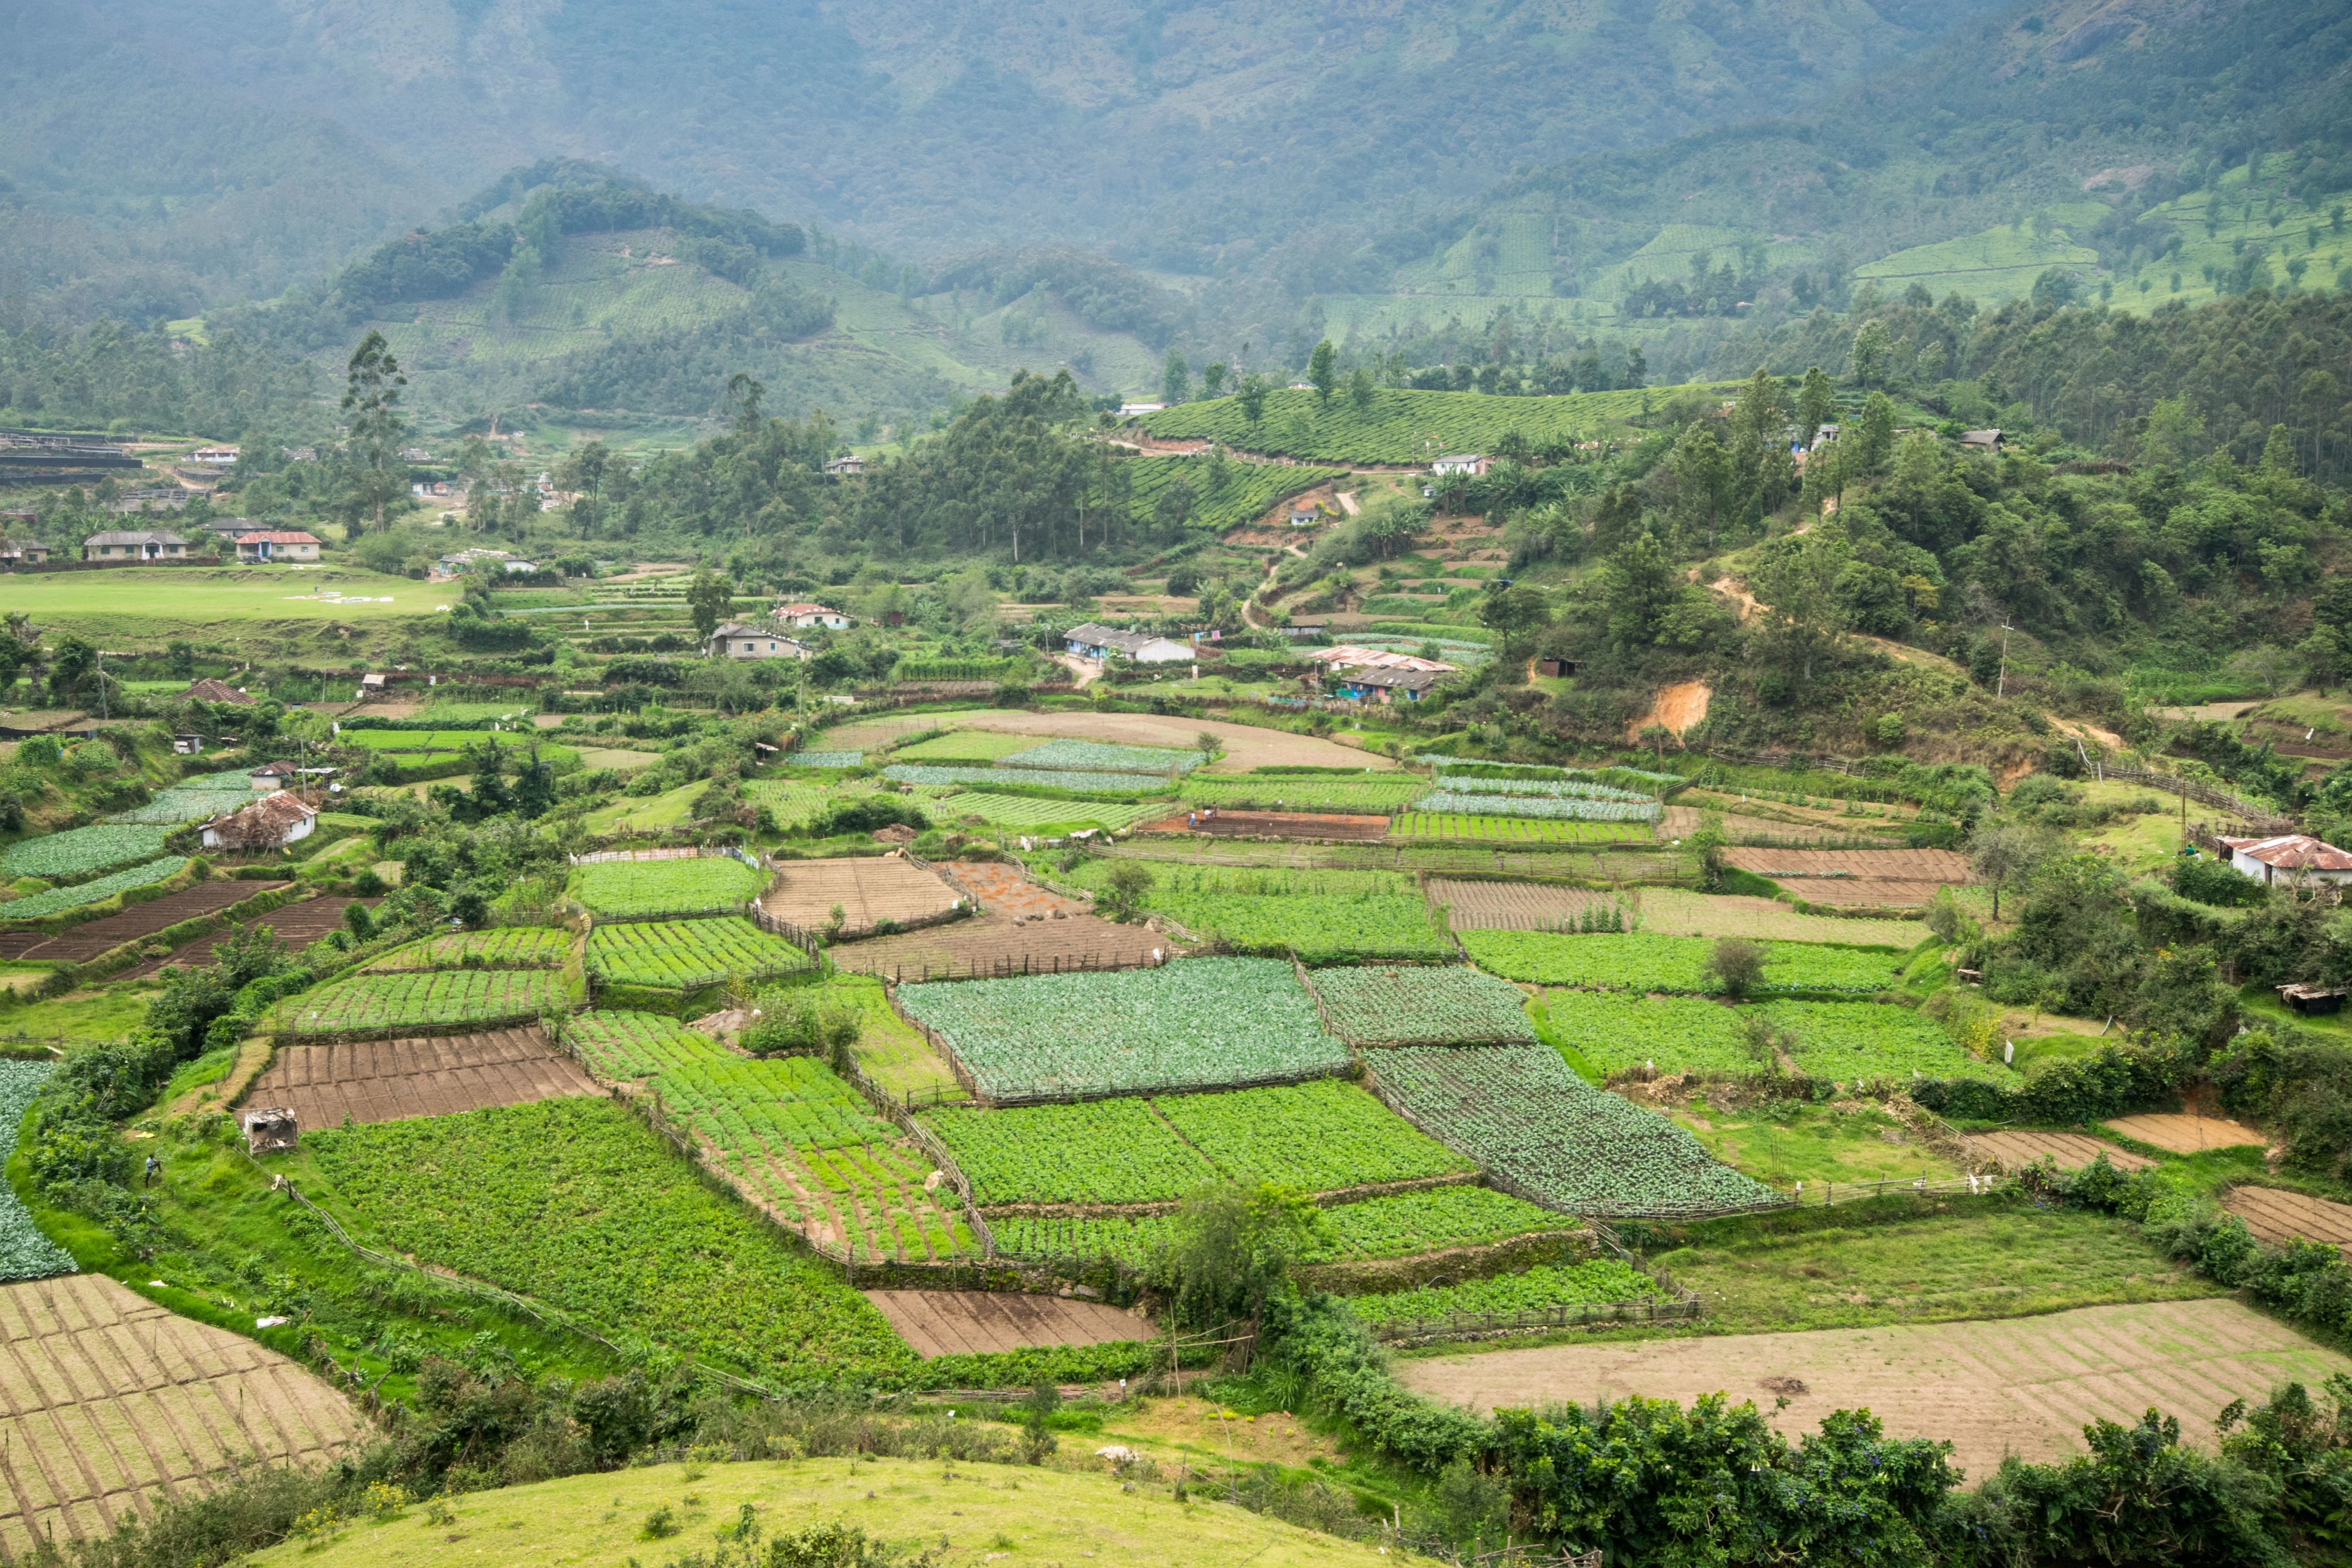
[2096,764,2294,832]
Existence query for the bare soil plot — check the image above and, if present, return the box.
[2224,1187,2352,1255]
[1723,847,1971,881]
[1663,806,1875,845]
[943,860,1088,918]
[2104,1113,2267,1154]
[760,857,960,934]
[1398,1298,2351,1480]
[829,911,1178,983]
[0,1273,362,1560]
[827,709,1396,773]
[862,1290,1155,1359]
[0,882,291,963]
[1427,879,1621,930]
[1140,810,1392,842]
[1967,1130,2153,1173]
[242,1027,597,1127]
[130,897,378,979]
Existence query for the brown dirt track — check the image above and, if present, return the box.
[1140,810,1392,842]
[1965,1131,2153,1173]
[862,1290,1155,1359]
[2103,1113,2266,1154]
[2224,1186,2352,1256]
[0,1273,362,1560]
[830,911,1176,982]
[1398,1298,2351,1480]
[762,857,960,932]
[0,882,291,963]
[129,896,379,978]
[242,1027,598,1128]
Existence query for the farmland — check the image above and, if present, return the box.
[0,1062,74,1281]
[246,1026,600,1127]
[1344,1258,1661,1326]
[1365,1044,1781,1216]
[1001,738,1203,774]
[268,968,574,1036]
[561,1009,717,1079]
[104,780,262,824]
[884,763,1178,794]
[991,1184,1574,1265]
[895,956,1347,1100]
[1150,889,1450,962]
[363,926,572,971]
[757,855,961,931]
[302,1097,921,1382]
[1411,789,1660,823]
[915,790,1171,831]
[585,915,813,988]
[569,854,763,918]
[1180,773,1426,813]
[1119,452,1346,532]
[1308,964,1537,1045]
[1132,387,1651,464]
[1764,1000,2019,1086]
[1154,1079,1473,1192]
[892,731,1047,762]
[1541,991,1756,1076]
[0,858,189,921]
[1,824,174,881]
[1391,813,1638,845]
[1460,931,1901,995]
[0,878,283,963]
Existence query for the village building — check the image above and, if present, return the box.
[83,530,189,562]
[1330,667,1442,703]
[1430,454,1488,478]
[1960,429,2004,454]
[233,530,323,563]
[0,540,52,566]
[1063,622,1191,664]
[823,455,867,477]
[2217,834,2352,887]
[1306,645,1459,675]
[200,791,317,851]
[777,602,855,630]
[182,678,254,705]
[707,622,813,660]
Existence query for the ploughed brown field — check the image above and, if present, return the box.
[829,910,1178,982]
[861,1289,1156,1359]
[1964,1130,2153,1173]
[2224,1186,2352,1257]
[0,881,291,962]
[242,1026,598,1128]
[1722,847,1971,907]
[0,1273,363,1560]
[1425,878,1622,930]
[129,896,380,978]
[941,860,1089,918]
[761,856,961,933]
[2103,1113,2266,1154]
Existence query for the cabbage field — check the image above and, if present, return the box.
[1412,790,1660,823]
[1460,931,1901,996]
[882,764,1176,795]
[1343,1258,1661,1325]
[1308,964,1536,1045]
[0,1061,75,1281]
[789,751,864,769]
[1390,814,1630,844]
[1151,890,1452,963]
[1366,1044,1781,1216]
[364,927,572,972]
[989,1183,1572,1264]
[1763,1001,2022,1086]
[569,855,763,918]
[910,791,1170,831]
[1541,992,1757,1076]
[1,824,174,881]
[895,956,1346,1100]
[0,858,189,921]
[1179,773,1425,813]
[105,783,261,825]
[585,916,813,989]
[1000,739,1202,774]
[270,969,573,1036]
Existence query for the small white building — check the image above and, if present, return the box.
[2217,834,2352,887]
[1117,402,1166,418]
[707,622,812,661]
[83,530,188,562]
[1063,622,1191,664]
[201,790,317,851]
[777,602,854,630]
[233,530,323,563]
[189,446,240,468]
[823,455,867,477]
[1430,454,1487,478]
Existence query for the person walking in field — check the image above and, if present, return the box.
[144,1154,160,1186]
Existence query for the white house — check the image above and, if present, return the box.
[823,455,866,477]
[83,530,188,562]
[1117,402,1166,418]
[777,602,853,630]
[189,445,240,468]
[1063,622,1191,664]
[233,530,323,563]
[2217,834,2352,886]
[200,791,317,851]
[707,622,812,660]
[1430,454,1488,478]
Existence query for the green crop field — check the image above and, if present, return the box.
[1154,1079,1471,1191]
[0,566,435,637]
[0,1061,74,1281]
[1119,453,1347,532]
[341,731,533,752]
[569,856,763,917]
[585,916,813,989]
[1366,1044,1781,1217]
[1391,813,1639,845]
[269,969,573,1036]
[742,780,867,829]
[561,1010,972,1262]
[1133,387,1656,464]
[895,956,1346,1101]
[1763,1001,2020,1087]
[1343,1258,1661,1326]
[883,764,1178,795]
[2,824,175,881]
[302,1097,918,1383]
[1180,774,1423,812]
[1461,931,1900,995]
[104,784,259,825]
[1412,789,1660,823]
[363,927,572,972]
[1310,964,1536,1045]
[914,790,1170,832]
[891,731,1049,762]
[989,1183,1572,1265]
[0,858,188,921]
[1540,991,1755,1076]
[1152,890,1452,963]
[1001,739,1202,774]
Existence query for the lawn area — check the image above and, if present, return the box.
[580,781,702,833]
[1667,1097,1960,1189]
[0,984,158,1043]
[1,566,435,637]
[2082,787,2195,873]
[1648,1202,2219,1335]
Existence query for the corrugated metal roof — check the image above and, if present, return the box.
[2221,834,2352,871]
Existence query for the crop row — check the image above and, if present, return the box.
[569,856,763,918]
[1133,387,1652,465]
[1343,1258,1661,1326]
[882,764,1176,795]
[1119,453,1347,533]
[585,916,812,989]
[1461,931,1901,996]
[1308,965,1535,1046]
[1390,814,1633,844]
[1367,1044,1781,1216]
[105,786,257,825]
[916,790,1170,831]
[0,857,189,922]
[1001,739,1201,774]
[270,969,572,1035]
[1414,791,1660,822]
[0,1062,75,1281]
[787,750,864,769]
[1419,775,1654,803]
[564,1011,716,1078]
[1179,774,1425,812]
[894,956,1347,1101]
[1150,890,1453,963]
[988,1183,1570,1264]
[303,1098,921,1383]
[364,926,572,973]
[2,824,175,881]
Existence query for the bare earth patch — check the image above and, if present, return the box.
[2103,1113,2267,1154]
[1396,1298,2352,1480]
[829,710,1396,773]
[242,1026,598,1128]
[2224,1186,2352,1256]
[1140,810,1393,842]
[829,911,1178,982]
[862,1290,1155,1358]
[0,1274,363,1558]
[1627,681,1710,741]
[130,896,379,979]
[0,881,290,962]
[943,860,1089,918]
[762,856,961,933]
[1966,1130,2153,1173]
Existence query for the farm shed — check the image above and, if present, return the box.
[2218,833,2352,886]
[82,529,188,562]
[822,455,866,476]
[243,1107,297,1153]
[202,789,318,850]
[1960,429,2004,453]
[1064,622,1191,664]
[707,622,813,660]
[1308,645,1458,674]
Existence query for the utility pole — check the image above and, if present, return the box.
[1994,623,2014,699]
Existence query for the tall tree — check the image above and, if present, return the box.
[1160,350,1191,406]
[1308,340,1337,406]
[1237,374,1269,431]
[687,569,736,640]
[340,330,407,533]
[1795,366,1838,447]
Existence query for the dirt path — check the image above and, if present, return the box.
[1398,1298,2349,1479]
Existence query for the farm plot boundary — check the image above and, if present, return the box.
[242,1027,600,1128]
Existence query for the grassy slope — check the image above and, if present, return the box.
[1134,387,1671,465]
[244,1456,1438,1568]
[0,566,436,639]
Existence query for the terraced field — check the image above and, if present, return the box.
[0,880,289,963]
[759,856,962,934]
[244,1026,599,1127]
